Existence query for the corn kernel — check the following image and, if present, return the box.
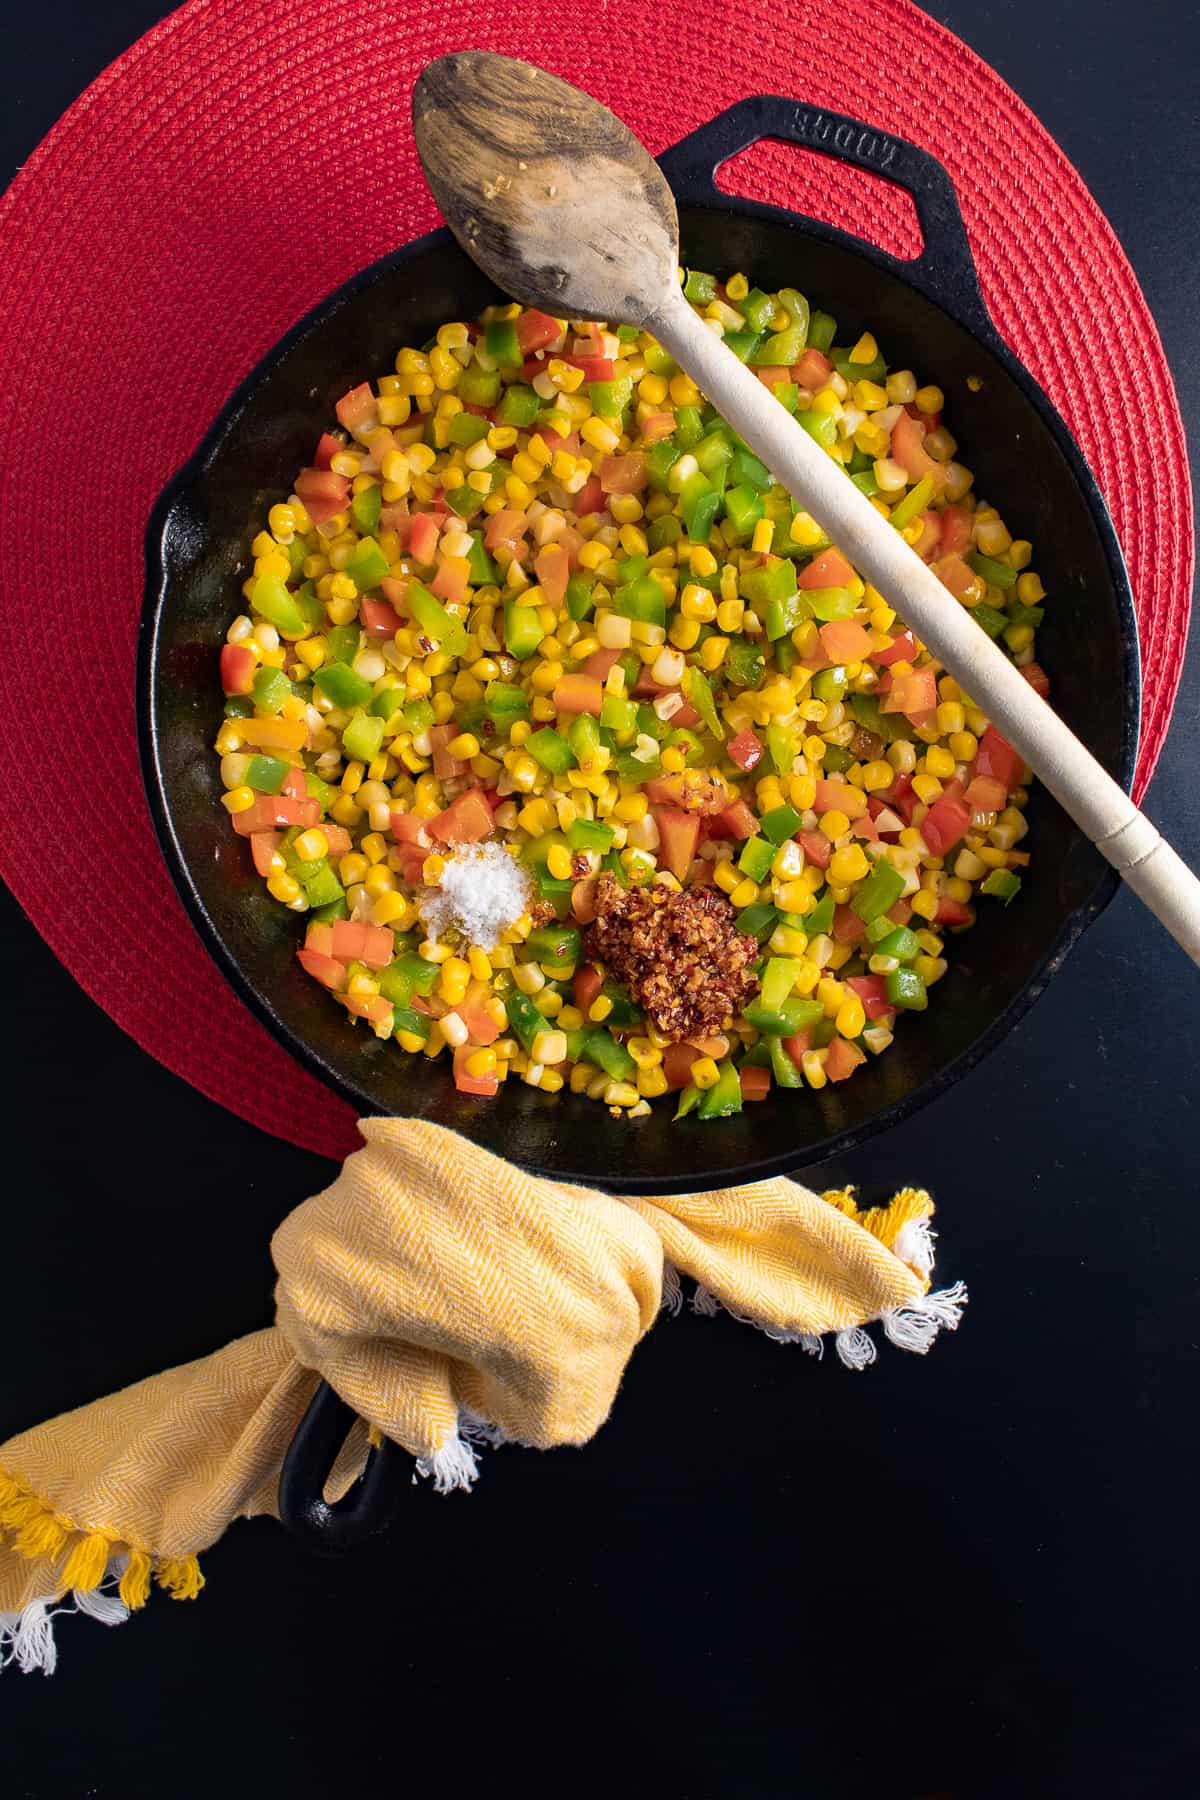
[691,1057,720,1090]
[636,1066,669,1099]
[925,745,956,780]
[546,844,573,881]
[729,877,759,908]
[828,844,869,885]
[293,828,329,863]
[912,773,944,804]
[910,888,939,921]
[836,996,867,1040]
[800,1050,827,1089]
[267,870,301,904]
[820,808,850,841]
[588,995,614,1024]
[699,635,729,671]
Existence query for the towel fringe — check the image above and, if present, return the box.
[0,1466,204,1673]
[660,1260,683,1317]
[414,1433,481,1495]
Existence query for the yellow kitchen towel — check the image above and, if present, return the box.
[0,1118,964,1672]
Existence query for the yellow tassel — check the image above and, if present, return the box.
[13,1510,71,1564]
[366,1422,383,1450]
[118,1549,153,1611]
[857,1186,934,1250]
[0,1492,47,1532]
[155,1555,205,1601]
[59,1531,112,1594]
[0,1470,24,1508]
[821,1185,862,1220]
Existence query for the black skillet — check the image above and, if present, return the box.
[139,99,1140,1549]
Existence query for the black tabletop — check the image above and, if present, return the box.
[4,4,1197,1794]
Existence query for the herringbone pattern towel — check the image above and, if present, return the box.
[0,1119,964,1672]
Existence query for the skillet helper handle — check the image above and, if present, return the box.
[278,1379,411,1552]
[646,286,1200,967]
[656,95,992,335]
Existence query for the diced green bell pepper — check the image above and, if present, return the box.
[885,967,928,1010]
[807,310,837,353]
[849,693,911,745]
[740,288,777,332]
[725,637,766,688]
[463,533,497,587]
[647,514,683,552]
[682,269,717,304]
[773,638,797,674]
[642,343,677,377]
[388,953,438,997]
[325,623,360,665]
[850,471,881,498]
[743,996,824,1036]
[299,862,345,909]
[768,1035,804,1089]
[735,902,779,941]
[804,892,835,938]
[291,583,326,632]
[968,551,1018,590]
[251,666,292,715]
[503,598,543,661]
[729,446,773,492]
[821,744,853,773]
[312,897,349,924]
[803,585,858,622]
[981,868,1022,905]
[685,666,725,740]
[738,837,776,883]
[812,666,848,704]
[342,712,385,763]
[723,484,765,540]
[797,409,837,450]
[391,1005,432,1043]
[497,384,541,428]
[832,346,887,384]
[585,1028,635,1081]
[484,318,522,368]
[740,557,797,610]
[750,325,806,366]
[614,575,666,626]
[674,1083,701,1120]
[506,989,546,1054]
[567,817,614,852]
[599,984,642,1028]
[370,681,404,720]
[457,365,501,407]
[600,692,638,737]
[526,728,576,774]
[721,330,762,363]
[482,681,529,729]
[567,712,602,765]
[674,405,703,448]
[775,288,810,340]
[972,607,1009,643]
[589,378,633,418]
[526,924,582,970]
[408,581,467,656]
[761,956,804,1010]
[851,859,907,923]
[759,804,802,844]
[887,474,935,533]
[449,412,492,448]
[351,484,382,536]
[696,1062,743,1119]
[245,754,289,794]
[404,696,437,733]
[565,575,596,622]
[695,429,734,475]
[250,572,306,636]
[313,661,372,709]
[874,926,921,964]
[645,439,682,490]
[765,723,795,777]
[772,382,800,416]
[346,535,389,591]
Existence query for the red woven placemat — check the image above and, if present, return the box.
[0,0,1190,1161]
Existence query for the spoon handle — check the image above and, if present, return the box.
[648,287,1200,965]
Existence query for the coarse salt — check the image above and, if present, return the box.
[417,841,532,949]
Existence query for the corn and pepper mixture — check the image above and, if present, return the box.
[215,271,1045,1120]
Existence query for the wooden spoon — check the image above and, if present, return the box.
[413,52,1200,963]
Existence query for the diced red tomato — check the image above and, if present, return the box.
[754,365,793,389]
[798,830,831,869]
[964,775,1007,814]
[389,809,430,848]
[598,453,647,495]
[294,467,351,525]
[975,725,1024,793]
[335,382,377,432]
[904,401,941,432]
[782,1029,813,1064]
[887,899,913,927]
[818,618,873,663]
[220,643,256,696]
[341,992,393,1024]
[297,948,349,991]
[359,596,402,638]
[740,1064,772,1102]
[483,508,528,552]
[814,778,869,819]
[883,772,918,824]
[380,576,408,611]
[552,674,603,716]
[792,349,833,390]
[570,967,601,1018]
[846,975,894,1020]
[726,729,764,773]
[515,309,563,355]
[890,411,943,486]
[571,877,599,924]
[641,412,676,443]
[314,431,344,471]
[534,543,569,606]
[330,920,394,969]
[921,786,971,857]
[452,1045,500,1097]
[869,627,919,667]
[653,807,700,881]
[427,722,459,779]
[672,699,702,730]
[1021,661,1051,698]
[250,831,280,876]
[231,795,320,837]
[279,767,307,801]
[663,1042,700,1090]
[939,503,972,556]
[881,664,938,721]
[913,512,942,560]
[558,352,613,382]
[398,849,426,885]
[427,787,495,845]
[572,475,606,518]
[799,547,856,590]
[408,512,440,564]
[711,797,758,841]
[580,647,624,684]
[320,824,352,859]
[832,904,867,945]
[305,920,334,954]
[933,553,976,599]
[456,991,502,1046]
[431,557,470,605]
[650,772,727,815]
[936,896,974,928]
[825,1036,866,1083]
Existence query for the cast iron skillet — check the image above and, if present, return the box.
[140,99,1140,1548]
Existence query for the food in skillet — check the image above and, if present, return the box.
[215,271,1042,1118]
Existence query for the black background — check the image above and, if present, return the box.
[3,3,1197,1795]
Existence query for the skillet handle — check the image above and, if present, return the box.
[278,1379,412,1553]
[656,96,993,338]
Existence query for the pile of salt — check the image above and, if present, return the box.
[417,842,533,950]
